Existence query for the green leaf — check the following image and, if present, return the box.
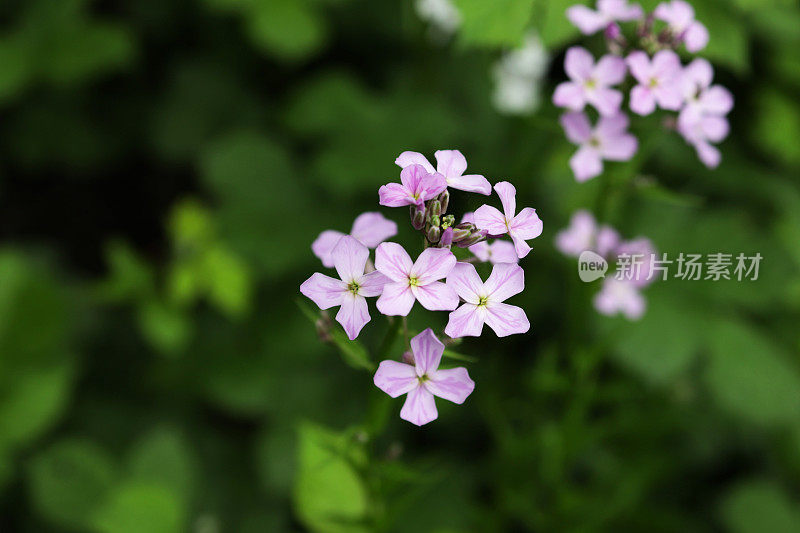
[751,88,800,166]
[329,328,375,372]
[454,0,536,47]
[534,0,579,48]
[137,301,192,356]
[27,438,117,530]
[721,480,800,533]
[705,319,800,426]
[126,428,197,504]
[247,0,326,61]
[294,422,369,533]
[93,482,185,533]
[442,349,478,363]
[693,1,749,74]
[97,241,155,303]
[202,245,253,317]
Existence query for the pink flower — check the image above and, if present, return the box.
[468,240,519,264]
[445,263,529,338]
[614,237,656,288]
[553,47,626,116]
[379,164,447,207]
[373,328,475,426]
[374,243,458,316]
[300,236,389,340]
[654,0,708,52]
[395,150,492,195]
[560,111,638,182]
[567,0,644,35]
[473,182,543,259]
[678,115,729,168]
[312,212,398,268]
[594,278,646,319]
[626,50,683,115]
[555,210,621,257]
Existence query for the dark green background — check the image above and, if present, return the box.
[1,0,799,531]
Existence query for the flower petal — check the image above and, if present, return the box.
[553,82,587,111]
[375,242,413,282]
[434,149,467,179]
[300,273,346,309]
[566,5,607,34]
[374,360,419,398]
[410,328,445,375]
[555,210,597,257]
[684,21,708,52]
[376,281,415,316]
[601,133,638,161]
[412,281,459,311]
[699,85,733,115]
[560,111,592,144]
[587,87,623,116]
[358,270,389,297]
[336,292,370,340]
[630,85,656,115]
[564,46,595,81]
[419,171,448,200]
[395,151,435,173]
[378,183,413,207]
[510,207,543,240]
[444,303,486,338]
[311,230,345,268]
[474,205,508,235]
[484,263,525,303]
[447,174,492,195]
[484,302,530,337]
[593,54,626,85]
[510,233,532,259]
[332,235,369,283]
[446,262,484,304]
[570,146,603,182]
[350,212,398,248]
[426,367,475,404]
[411,248,456,285]
[468,241,490,262]
[494,181,516,219]
[400,386,438,426]
[488,240,519,264]
[400,164,428,193]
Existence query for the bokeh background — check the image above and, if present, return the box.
[1,0,800,531]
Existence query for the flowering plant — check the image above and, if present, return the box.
[555,0,734,181]
[301,150,543,425]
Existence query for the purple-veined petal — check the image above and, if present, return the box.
[336,292,370,340]
[468,241,491,262]
[419,171,448,200]
[358,270,389,297]
[376,281,415,316]
[553,82,587,111]
[395,151,435,173]
[374,360,419,398]
[400,164,428,194]
[434,150,467,179]
[587,87,623,116]
[564,47,595,81]
[311,230,345,268]
[300,273,346,309]
[425,367,475,404]
[489,240,519,264]
[484,302,530,337]
[566,5,608,34]
[593,55,627,85]
[494,181,517,219]
[461,212,475,224]
[474,205,508,235]
[400,386,438,426]
[351,212,398,248]
[332,235,369,283]
[412,281,459,311]
[560,112,593,144]
[411,248,456,285]
[379,183,413,207]
[570,145,603,182]
[510,233,532,258]
[374,242,413,282]
[447,174,492,195]
[630,85,656,115]
[446,262,484,304]
[444,303,487,338]
[510,207,543,240]
[410,328,445,375]
[484,263,525,303]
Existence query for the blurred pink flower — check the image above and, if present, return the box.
[374,242,458,316]
[445,263,529,338]
[654,0,708,52]
[626,50,683,115]
[373,328,474,426]
[300,236,389,340]
[474,182,543,259]
[560,111,638,182]
[555,210,621,257]
[312,212,398,268]
[395,150,492,195]
[379,164,446,207]
[553,47,627,116]
[567,0,643,35]
[594,278,646,319]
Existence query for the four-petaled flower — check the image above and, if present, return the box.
[474,182,543,259]
[395,150,492,195]
[374,329,475,426]
[654,0,708,52]
[594,277,646,320]
[555,210,620,258]
[567,0,643,35]
[626,50,683,115]
[560,111,638,182]
[374,243,459,316]
[379,164,447,207]
[312,212,398,268]
[553,47,627,116]
[300,236,389,340]
[445,263,530,338]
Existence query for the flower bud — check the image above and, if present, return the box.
[440,227,454,247]
[441,214,455,228]
[429,214,440,228]
[429,200,442,218]
[438,190,450,214]
[427,225,441,243]
[604,22,621,41]
[411,206,426,230]
[451,227,472,243]
[402,351,415,365]
[455,222,475,231]
[458,229,488,248]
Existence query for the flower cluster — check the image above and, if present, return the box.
[556,210,656,319]
[555,0,733,181]
[301,150,543,425]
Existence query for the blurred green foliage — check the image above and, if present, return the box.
[1,0,799,531]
